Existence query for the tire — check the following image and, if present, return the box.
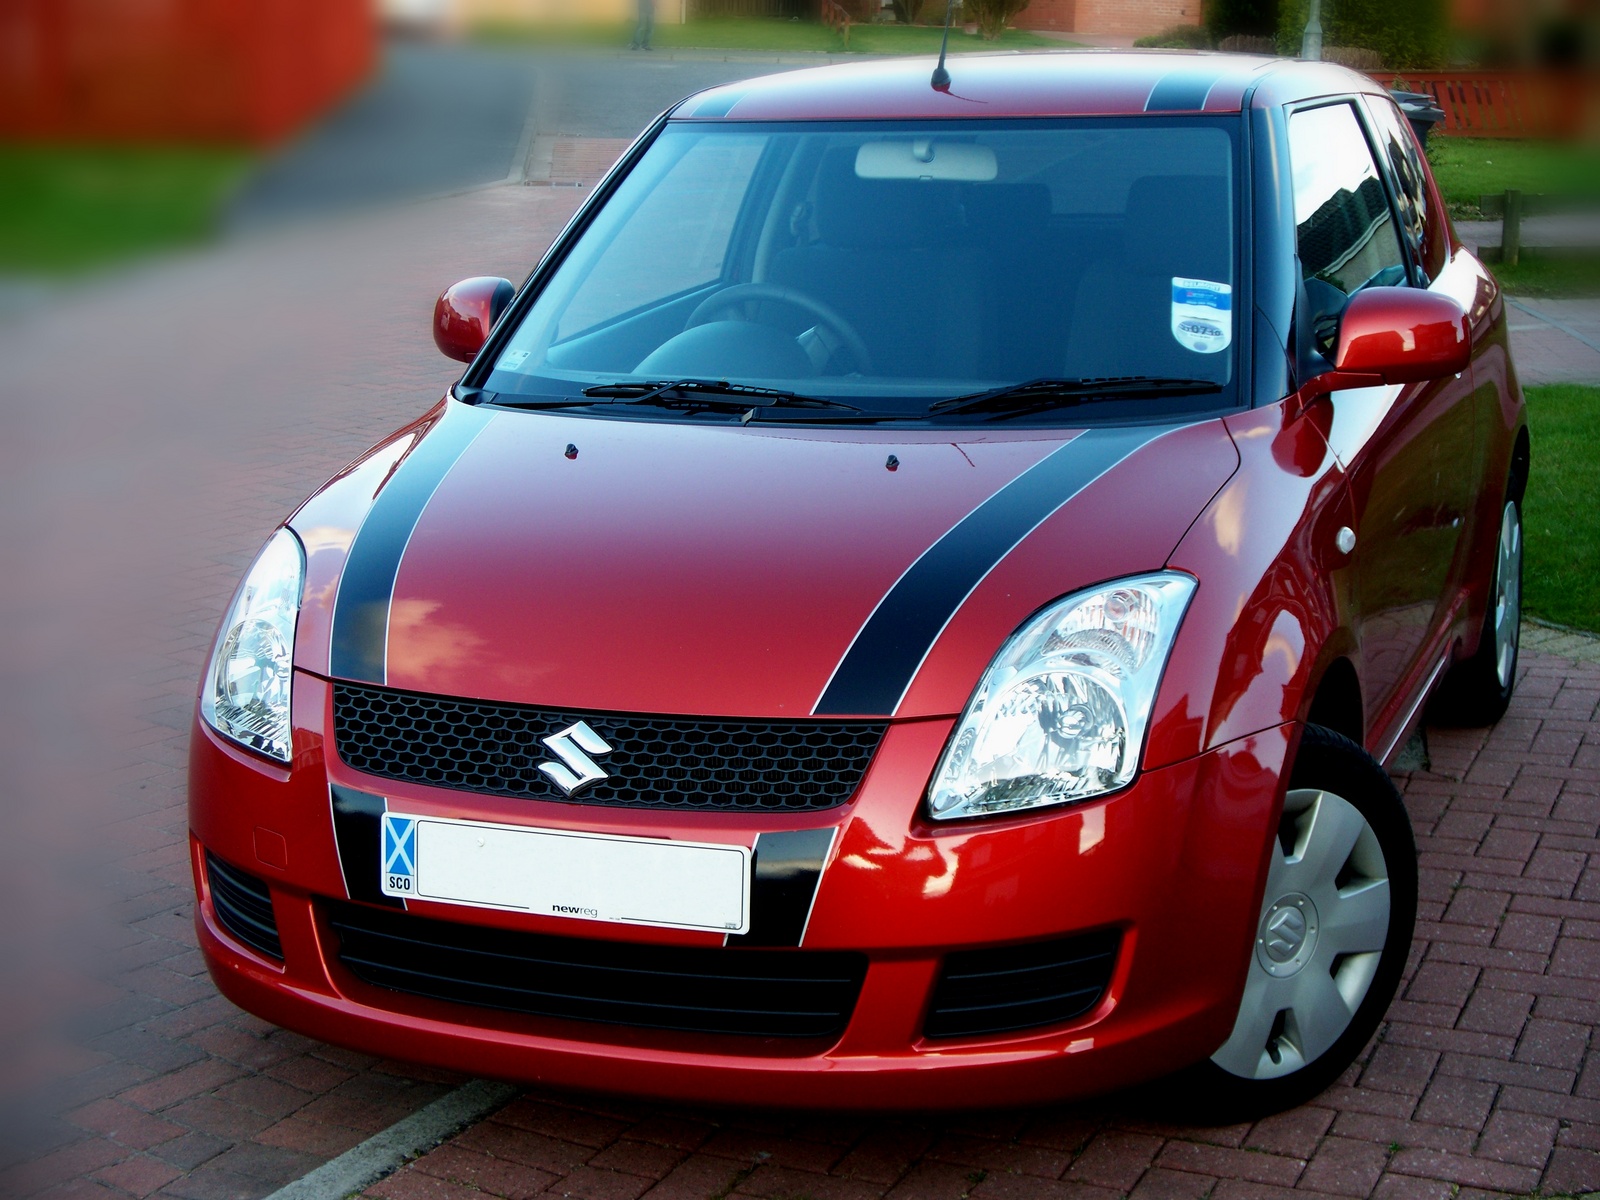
[1170,724,1418,1121]
[1431,498,1522,727]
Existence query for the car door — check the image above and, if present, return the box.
[1286,99,1477,751]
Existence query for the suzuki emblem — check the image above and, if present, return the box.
[537,721,613,795]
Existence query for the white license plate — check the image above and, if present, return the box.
[379,812,751,934]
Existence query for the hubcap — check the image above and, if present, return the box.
[1494,501,1522,690]
[1256,892,1319,976]
[1212,788,1391,1081]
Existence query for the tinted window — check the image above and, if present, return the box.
[1288,103,1408,299]
[554,134,766,339]
[1365,95,1448,280]
[484,119,1239,425]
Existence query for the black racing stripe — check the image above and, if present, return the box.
[814,425,1172,717]
[1145,70,1217,112]
[330,785,403,908]
[727,828,836,948]
[329,407,489,683]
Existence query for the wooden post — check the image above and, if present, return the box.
[1502,189,1523,267]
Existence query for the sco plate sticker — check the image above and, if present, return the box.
[1171,277,1232,354]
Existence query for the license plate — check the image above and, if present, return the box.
[379,812,751,934]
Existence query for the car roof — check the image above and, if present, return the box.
[670,51,1385,122]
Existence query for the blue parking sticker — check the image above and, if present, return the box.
[1170,276,1232,354]
[381,814,416,896]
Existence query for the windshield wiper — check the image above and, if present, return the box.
[930,376,1223,418]
[486,380,859,414]
[582,379,862,414]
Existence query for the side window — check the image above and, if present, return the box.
[1365,96,1448,281]
[1287,102,1410,355]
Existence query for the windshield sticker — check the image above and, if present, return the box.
[1171,278,1232,354]
[496,348,531,370]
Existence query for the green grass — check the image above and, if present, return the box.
[1522,384,1600,632]
[1487,252,1600,298]
[0,144,252,274]
[475,16,1067,54]
[1425,136,1600,216]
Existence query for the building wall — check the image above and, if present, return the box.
[0,0,375,144]
[446,0,685,24]
[1013,0,1201,36]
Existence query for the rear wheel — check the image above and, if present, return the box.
[1178,725,1417,1119]
[1432,499,1522,726]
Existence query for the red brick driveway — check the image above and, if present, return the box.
[1,149,1596,1200]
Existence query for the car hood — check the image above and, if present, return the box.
[292,400,1238,719]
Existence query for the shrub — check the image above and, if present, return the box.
[1133,23,1213,48]
[1276,0,1448,69]
[1206,0,1278,46]
[1219,33,1278,52]
[890,0,932,24]
[964,0,1029,39]
[1322,43,1383,69]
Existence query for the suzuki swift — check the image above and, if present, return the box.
[189,51,1528,1116]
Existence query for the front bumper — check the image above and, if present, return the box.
[189,673,1292,1110]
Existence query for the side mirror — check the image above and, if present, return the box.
[1294,286,1470,408]
[433,276,515,364]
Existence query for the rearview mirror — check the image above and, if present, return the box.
[434,276,515,364]
[1296,286,1469,407]
[856,140,997,182]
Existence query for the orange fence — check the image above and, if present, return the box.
[1378,71,1597,140]
[0,0,376,145]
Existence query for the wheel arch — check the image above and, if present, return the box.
[1507,424,1531,506]
[1302,655,1364,745]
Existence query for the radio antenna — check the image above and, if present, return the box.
[931,0,955,91]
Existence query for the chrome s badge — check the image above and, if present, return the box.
[537,721,614,795]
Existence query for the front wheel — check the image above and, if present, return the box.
[1177,724,1417,1119]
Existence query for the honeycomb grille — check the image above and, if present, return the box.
[332,683,887,811]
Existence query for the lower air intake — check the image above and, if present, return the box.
[324,901,867,1039]
[925,929,1119,1039]
[206,851,283,960]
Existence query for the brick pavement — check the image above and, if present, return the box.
[340,652,1600,1200]
[2,143,1597,1200]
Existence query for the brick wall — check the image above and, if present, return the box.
[1013,0,1201,36]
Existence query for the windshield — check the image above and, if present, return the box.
[480,117,1242,424]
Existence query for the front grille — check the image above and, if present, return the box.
[324,900,868,1039]
[924,930,1119,1039]
[205,852,283,960]
[332,683,886,811]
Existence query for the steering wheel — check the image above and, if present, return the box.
[686,283,874,374]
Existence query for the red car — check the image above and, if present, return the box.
[190,51,1528,1116]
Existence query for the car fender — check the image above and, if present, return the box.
[1154,401,1356,766]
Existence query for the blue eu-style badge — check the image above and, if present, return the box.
[381,814,416,895]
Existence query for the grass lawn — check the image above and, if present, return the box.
[476,17,1068,54]
[1522,383,1600,632]
[0,144,251,275]
[1488,253,1600,299]
[1425,136,1600,217]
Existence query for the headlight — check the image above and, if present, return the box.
[200,528,305,763]
[927,572,1195,820]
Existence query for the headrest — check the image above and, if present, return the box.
[962,183,1052,241]
[812,147,960,250]
[1124,175,1232,280]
